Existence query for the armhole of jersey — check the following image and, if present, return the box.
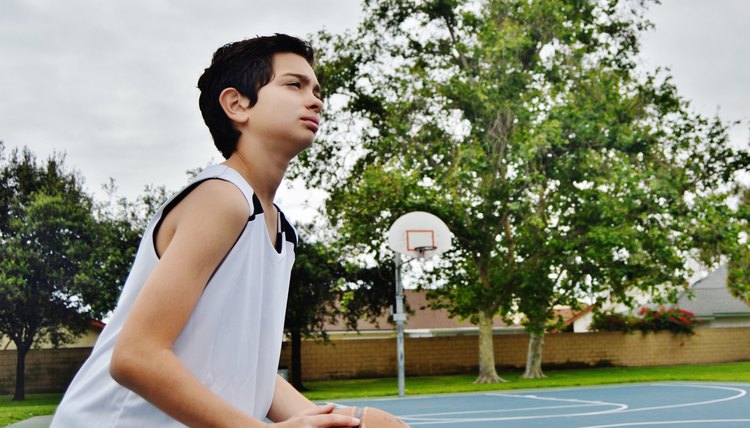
[277,209,298,250]
[152,178,252,260]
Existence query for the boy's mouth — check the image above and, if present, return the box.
[301,117,320,132]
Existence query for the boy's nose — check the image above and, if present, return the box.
[309,97,322,112]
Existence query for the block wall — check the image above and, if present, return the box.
[0,348,91,394]
[278,327,750,380]
[3,328,749,393]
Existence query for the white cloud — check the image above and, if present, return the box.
[1,0,748,225]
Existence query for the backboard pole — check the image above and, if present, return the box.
[394,253,406,397]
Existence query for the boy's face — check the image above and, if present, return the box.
[244,52,322,157]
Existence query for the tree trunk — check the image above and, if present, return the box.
[522,331,546,379]
[289,329,307,391]
[13,345,27,401]
[474,310,507,384]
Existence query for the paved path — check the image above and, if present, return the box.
[4,416,52,428]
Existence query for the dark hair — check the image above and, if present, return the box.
[197,34,315,159]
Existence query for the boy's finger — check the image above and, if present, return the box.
[309,414,361,427]
[299,403,335,416]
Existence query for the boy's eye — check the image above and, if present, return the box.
[287,82,301,88]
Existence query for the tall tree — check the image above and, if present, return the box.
[299,0,749,382]
[690,186,750,306]
[0,144,145,399]
[0,145,96,400]
[727,188,750,305]
[286,234,344,391]
[286,227,393,390]
[74,181,166,321]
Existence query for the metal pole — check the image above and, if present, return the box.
[394,253,406,397]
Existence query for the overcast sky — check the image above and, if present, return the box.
[1,0,748,222]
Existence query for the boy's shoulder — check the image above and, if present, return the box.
[159,168,252,238]
[178,165,254,216]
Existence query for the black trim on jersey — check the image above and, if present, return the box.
[278,210,298,249]
[152,178,253,259]
[249,194,264,222]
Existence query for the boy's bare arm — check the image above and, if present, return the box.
[267,375,361,427]
[267,374,318,421]
[109,180,359,427]
[110,180,264,427]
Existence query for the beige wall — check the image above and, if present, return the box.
[279,327,750,380]
[1,326,101,351]
[2,327,749,394]
[0,348,92,394]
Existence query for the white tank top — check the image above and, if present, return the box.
[51,165,296,427]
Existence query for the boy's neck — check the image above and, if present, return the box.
[223,144,288,208]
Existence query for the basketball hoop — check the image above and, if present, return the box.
[386,211,452,398]
[414,245,437,260]
[387,212,452,261]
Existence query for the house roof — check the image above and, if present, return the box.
[321,290,585,333]
[677,265,750,318]
[322,289,512,332]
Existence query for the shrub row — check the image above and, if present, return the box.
[591,306,702,335]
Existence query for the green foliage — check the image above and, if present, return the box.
[72,182,157,321]
[591,306,702,335]
[0,143,152,399]
[723,219,750,306]
[301,361,750,400]
[0,146,94,348]
[590,310,635,333]
[635,306,702,335]
[287,227,395,340]
[286,226,394,388]
[299,0,749,380]
[0,392,61,426]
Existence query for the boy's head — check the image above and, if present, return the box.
[198,34,316,159]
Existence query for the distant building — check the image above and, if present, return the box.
[0,320,104,350]
[321,289,532,339]
[572,265,750,332]
[676,265,750,328]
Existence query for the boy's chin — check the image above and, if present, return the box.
[288,139,315,158]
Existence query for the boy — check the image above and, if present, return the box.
[52,34,361,427]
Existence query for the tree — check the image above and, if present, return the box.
[0,144,146,400]
[286,234,343,390]
[286,226,393,390]
[300,0,749,382]
[727,188,750,304]
[74,181,166,321]
[690,186,750,306]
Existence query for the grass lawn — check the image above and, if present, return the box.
[2,361,749,426]
[0,393,61,427]
[301,361,750,400]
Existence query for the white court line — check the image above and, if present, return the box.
[330,383,748,426]
[489,383,747,415]
[488,391,626,406]
[402,399,628,425]
[613,383,747,414]
[578,419,750,428]
[401,402,618,418]
[401,383,747,426]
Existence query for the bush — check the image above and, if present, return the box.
[590,311,636,333]
[636,306,702,335]
[592,306,702,335]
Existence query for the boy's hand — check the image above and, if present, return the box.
[269,403,360,427]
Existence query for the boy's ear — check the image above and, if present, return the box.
[218,88,250,125]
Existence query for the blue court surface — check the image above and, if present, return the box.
[327,382,750,427]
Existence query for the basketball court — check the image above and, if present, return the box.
[328,382,750,427]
